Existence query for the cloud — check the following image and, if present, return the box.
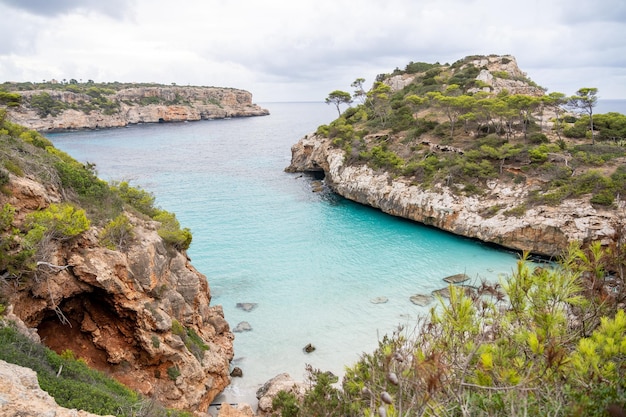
[0,0,625,101]
[0,0,135,19]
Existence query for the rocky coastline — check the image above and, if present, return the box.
[2,173,235,412]
[5,85,269,132]
[286,134,621,258]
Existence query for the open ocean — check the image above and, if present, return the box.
[48,99,611,405]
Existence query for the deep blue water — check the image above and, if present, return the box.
[47,102,519,403]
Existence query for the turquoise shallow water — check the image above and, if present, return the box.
[47,102,519,404]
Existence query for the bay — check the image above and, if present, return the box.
[47,102,519,405]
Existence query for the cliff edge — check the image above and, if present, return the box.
[286,55,626,257]
[286,134,620,257]
[0,122,234,412]
[3,84,269,131]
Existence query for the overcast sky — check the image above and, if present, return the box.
[0,0,625,102]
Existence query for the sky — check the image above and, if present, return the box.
[0,0,625,103]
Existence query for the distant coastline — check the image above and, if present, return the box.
[596,98,626,114]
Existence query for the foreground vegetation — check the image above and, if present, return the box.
[0,323,191,416]
[273,242,625,416]
[320,56,626,211]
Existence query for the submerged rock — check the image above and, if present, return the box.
[236,302,258,312]
[303,343,316,353]
[233,321,252,332]
[370,296,389,304]
[409,294,434,306]
[443,273,470,284]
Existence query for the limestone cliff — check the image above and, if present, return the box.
[1,172,234,412]
[5,85,269,131]
[285,54,625,258]
[286,134,620,258]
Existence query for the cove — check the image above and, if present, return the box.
[47,102,519,405]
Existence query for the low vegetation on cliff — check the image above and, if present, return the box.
[0,109,202,414]
[0,80,227,117]
[319,55,626,212]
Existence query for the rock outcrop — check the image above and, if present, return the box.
[286,135,620,258]
[0,359,115,417]
[384,55,545,96]
[6,86,269,131]
[2,173,235,412]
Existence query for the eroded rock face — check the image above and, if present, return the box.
[286,135,619,258]
[6,86,269,131]
[3,175,234,412]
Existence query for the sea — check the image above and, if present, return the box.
[45,99,622,406]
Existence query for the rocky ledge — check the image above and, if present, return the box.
[3,173,234,412]
[6,86,269,131]
[286,135,620,258]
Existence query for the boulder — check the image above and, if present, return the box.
[256,373,306,417]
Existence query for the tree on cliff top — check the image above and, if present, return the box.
[568,87,598,144]
[325,90,352,116]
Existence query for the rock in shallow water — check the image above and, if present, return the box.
[236,302,258,312]
[370,296,389,304]
[443,273,470,284]
[409,294,434,306]
[233,321,252,332]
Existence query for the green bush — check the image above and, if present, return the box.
[48,148,110,200]
[112,181,157,216]
[153,210,192,251]
[29,92,67,117]
[99,214,134,250]
[360,145,404,171]
[0,324,141,416]
[272,390,300,417]
[167,366,180,381]
[25,203,90,241]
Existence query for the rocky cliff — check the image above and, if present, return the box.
[286,134,620,258]
[1,172,234,412]
[5,85,269,131]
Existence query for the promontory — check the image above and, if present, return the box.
[1,81,269,131]
[287,54,626,258]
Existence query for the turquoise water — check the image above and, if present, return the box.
[47,102,519,404]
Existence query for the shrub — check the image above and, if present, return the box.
[167,366,180,381]
[3,160,23,177]
[529,133,549,144]
[49,148,109,200]
[0,324,142,416]
[112,181,157,217]
[272,390,300,417]
[25,203,90,241]
[99,214,134,250]
[360,145,404,172]
[29,92,67,118]
[153,210,192,251]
